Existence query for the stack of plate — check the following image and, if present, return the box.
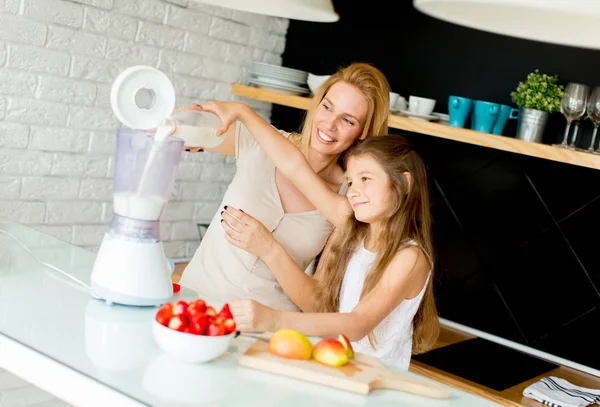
[248,62,310,96]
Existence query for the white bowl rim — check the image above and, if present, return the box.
[152,317,236,339]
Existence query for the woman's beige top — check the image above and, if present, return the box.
[179,122,336,311]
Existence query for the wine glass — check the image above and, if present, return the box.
[586,86,600,153]
[554,83,589,148]
[569,121,581,149]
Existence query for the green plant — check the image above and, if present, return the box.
[510,69,564,113]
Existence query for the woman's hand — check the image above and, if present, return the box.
[196,101,247,136]
[229,299,280,332]
[170,104,205,152]
[221,206,279,261]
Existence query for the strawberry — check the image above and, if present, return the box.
[172,283,181,293]
[155,305,173,326]
[187,302,206,318]
[172,300,188,316]
[223,318,236,334]
[168,315,188,332]
[189,313,209,335]
[205,306,217,317]
[219,303,233,320]
[206,321,226,336]
[189,298,206,313]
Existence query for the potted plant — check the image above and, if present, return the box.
[510,69,564,143]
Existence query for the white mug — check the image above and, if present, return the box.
[395,96,407,112]
[408,96,436,115]
[389,92,400,109]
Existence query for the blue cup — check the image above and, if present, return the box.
[492,104,519,135]
[448,96,472,128]
[471,101,500,133]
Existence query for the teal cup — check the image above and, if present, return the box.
[471,101,500,133]
[492,104,519,135]
[448,96,472,128]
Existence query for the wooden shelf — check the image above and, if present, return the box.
[232,83,600,171]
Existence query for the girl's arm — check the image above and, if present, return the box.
[201,101,352,228]
[230,246,430,341]
[221,206,321,312]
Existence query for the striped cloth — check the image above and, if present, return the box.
[523,376,600,407]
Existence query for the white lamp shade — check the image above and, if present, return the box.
[191,0,339,22]
[413,0,600,50]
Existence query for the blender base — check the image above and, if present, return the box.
[90,234,173,307]
[90,282,168,307]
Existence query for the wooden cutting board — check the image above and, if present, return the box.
[238,339,452,399]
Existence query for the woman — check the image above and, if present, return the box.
[179,62,390,311]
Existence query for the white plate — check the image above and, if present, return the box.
[248,79,310,96]
[431,112,449,121]
[251,75,307,88]
[249,69,307,84]
[398,109,440,121]
[251,62,308,78]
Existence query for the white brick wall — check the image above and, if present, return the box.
[0,0,289,258]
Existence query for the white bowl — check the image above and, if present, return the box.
[307,73,331,94]
[152,319,234,364]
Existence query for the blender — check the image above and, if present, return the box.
[90,66,183,306]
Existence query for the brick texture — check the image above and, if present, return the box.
[0,0,288,258]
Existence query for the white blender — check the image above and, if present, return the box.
[90,65,182,307]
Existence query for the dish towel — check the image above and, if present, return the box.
[523,376,600,407]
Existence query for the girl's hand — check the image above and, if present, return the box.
[221,206,278,261]
[229,299,280,332]
[196,101,246,136]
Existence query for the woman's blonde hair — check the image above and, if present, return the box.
[314,135,439,355]
[290,62,390,160]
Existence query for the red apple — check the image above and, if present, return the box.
[312,338,349,367]
[338,334,354,359]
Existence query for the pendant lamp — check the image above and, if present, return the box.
[413,0,600,50]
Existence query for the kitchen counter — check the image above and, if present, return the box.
[0,218,502,407]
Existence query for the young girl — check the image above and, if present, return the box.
[200,101,439,369]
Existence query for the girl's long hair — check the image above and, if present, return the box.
[314,135,439,354]
[290,62,390,161]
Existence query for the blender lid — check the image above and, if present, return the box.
[111,65,176,130]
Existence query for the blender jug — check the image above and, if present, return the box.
[91,65,184,307]
[113,129,183,222]
[91,130,184,306]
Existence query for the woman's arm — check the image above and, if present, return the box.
[201,101,352,228]
[230,246,430,341]
[221,207,319,312]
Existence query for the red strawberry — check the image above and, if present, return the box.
[205,306,217,317]
[219,303,233,320]
[189,313,209,335]
[155,304,173,326]
[223,318,236,334]
[189,299,206,313]
[172,300,188,316]
[206,322,226,336]
[168,315,188,332]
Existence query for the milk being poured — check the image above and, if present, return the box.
[156,109,225,148]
